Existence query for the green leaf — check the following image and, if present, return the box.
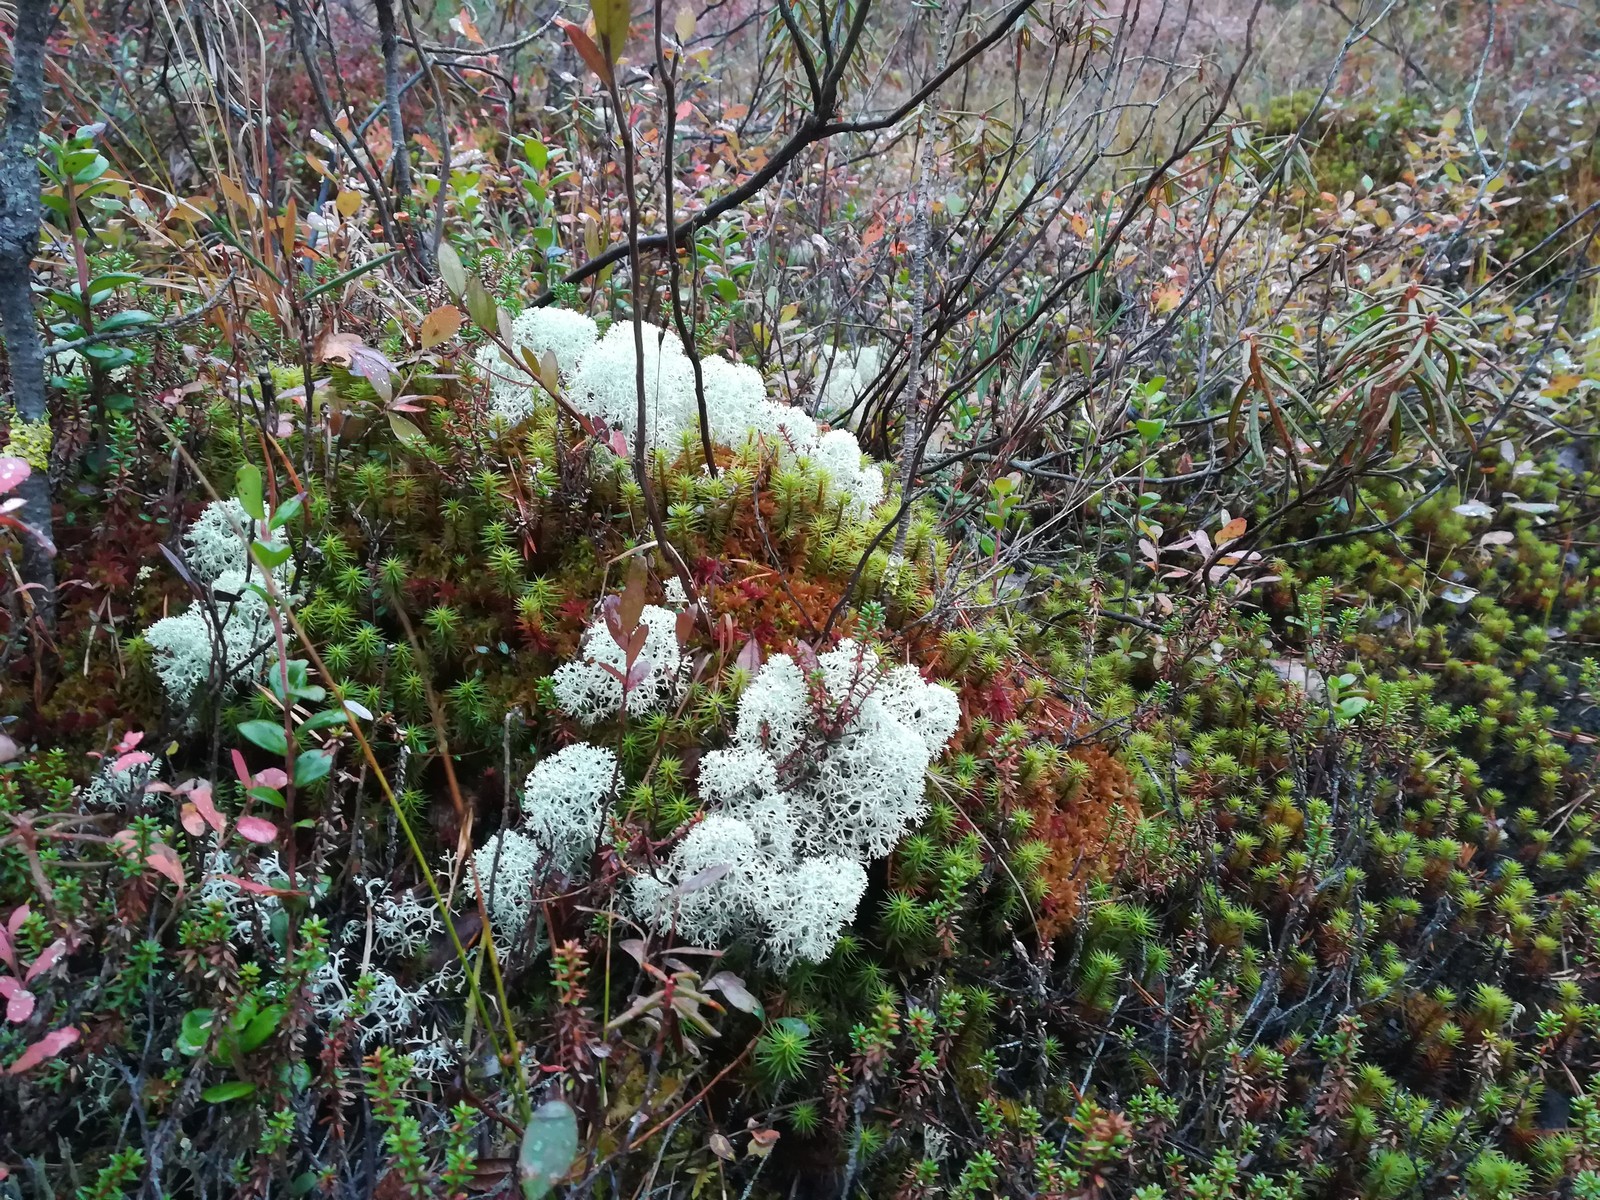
[238,1004,286,1053]
[95,308,157,332]
[237,465,265,521]
[1336,696,1370,720]
[464,275,499,332]
[201,1081,257,1104]
[293,750,332,789]
[85,272,141,303]
[268,494,303,531]
[299,708,351,733]
[520,1100,579,1200]
[252,540,293,569]
[389,412,428,449]
[247,785,286,809]
[72,156,110,186]
[1135,418,1166,443]
[524,138,548,171]
[82,343,135,370]
[237,720,290,756]
[436,240,466,298]
[47,290,87,320]
[302,250,400,302]
[178,1009,214,1055]
[591,0,629,62]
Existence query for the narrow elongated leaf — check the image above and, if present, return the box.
[555,17,612,84]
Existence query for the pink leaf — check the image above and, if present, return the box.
[0,457,29,495]
[189,786,227,836]
[624,657,653,691]
[144,847,186,891]
[23,940,65,984]
[180,803,206,837]
[608,429,630,458]
[8,1025,80,1074]
[793,641,819,673]
[255,768,289,790]
[112,750,153,773]
[0,731,18,764]
[5,903,26,936]
[0,514,54,556]
[0,928,14,977]
[237,816,278,845]
[114,730,145,754]
[347,344,398,403]
[213,874,301,898]
[0,978,35,1024]
[231,749,253,788]
[736,637,762,673]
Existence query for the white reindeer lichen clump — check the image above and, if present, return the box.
[551,604,685,723]
[479,606,957,971]
[479,308,887,519]
[627,639,960,971]
[521,742,619,874]
[470,828,547,939]
[143,499,292,709]
[476,306,600,422]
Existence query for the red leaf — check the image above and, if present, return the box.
[607,428,630,457]
[1,978,35,1024]
[231,749,253,788]
[23,939,64,984]
[144,846,187,891]
[8,1025,80,1074]
[189,786,227,836]
[555,16,613,85]
[237,816,278,845]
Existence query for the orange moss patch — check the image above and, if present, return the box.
[1032,746,1140,942]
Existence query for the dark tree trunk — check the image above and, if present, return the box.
[0,0,57,626]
